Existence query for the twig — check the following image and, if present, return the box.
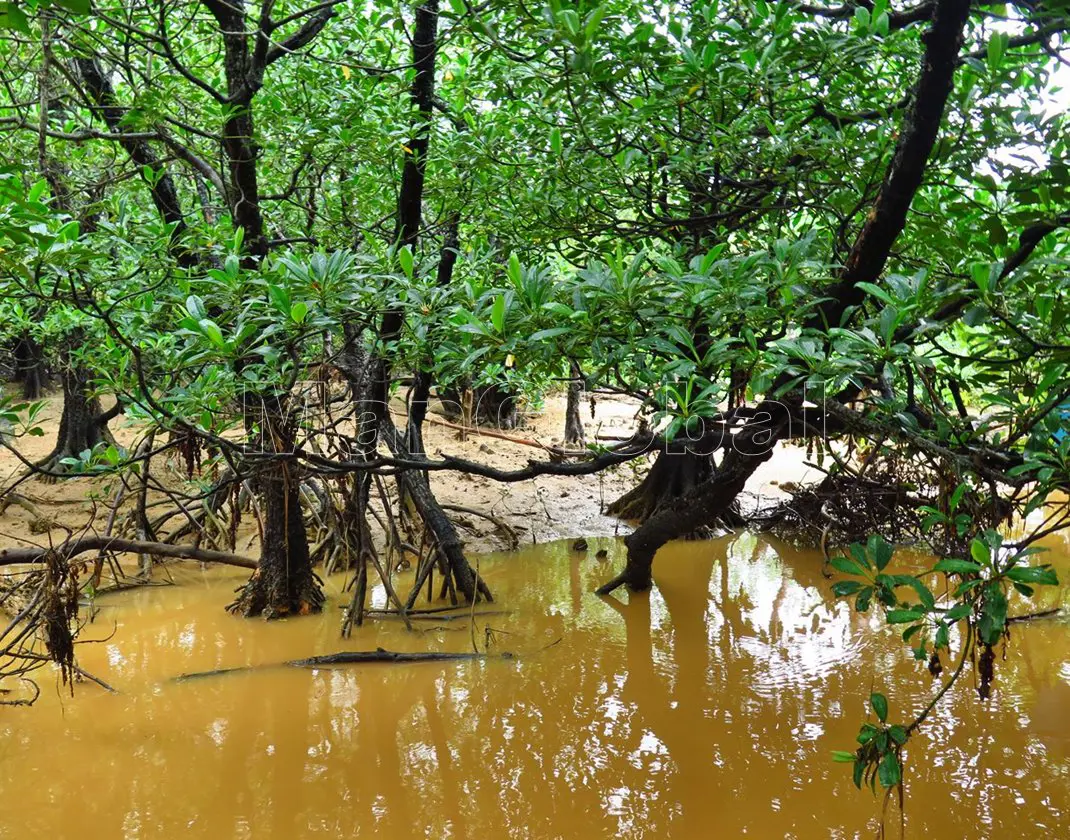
[1007,608,1062,624]
[72,664,118,693]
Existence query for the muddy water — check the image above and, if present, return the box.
[2,534,1070,839]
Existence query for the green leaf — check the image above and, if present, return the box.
[290,301,309,324]
[886,609,924,624]
[970,539,991,567]
[0,3,30,34]
[894,575,935,610]
[870,692,888,723]
[987,32,1007,74]
[935,622,950,649]
[977,584,1008,645]
[200,319,225,349]
[932,558,982,575]
[849,542,872,571]
[832,580,864,597]
[508,251,523,285]
[877,751,901,788]
[855,282,893,305]
[830,556,865,576]
[528,326,571,341]
[889,725,909,745]
[1006,565,1058,586]
[491,294,506,333]
[945,602,971,621]
[832,750,856,763]
[584,6,605,38]
[550,126,562,155]
[901,623,923,642]
[398,245,414,279]
[268,284,290,314]
[868,535,893,571]
[559,8,580,36]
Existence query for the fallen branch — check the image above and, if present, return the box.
[366,604,492,615]
[173,646,515,681]
[0,537,257,569]
[365,610,512,622]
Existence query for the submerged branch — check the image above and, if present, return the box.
[172,647,515,681]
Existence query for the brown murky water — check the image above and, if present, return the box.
[2,534,1069,839]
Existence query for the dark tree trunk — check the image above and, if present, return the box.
[564,360,585,446]
[598,0,972,595]
[228,463,324,618]
[393,0,438,251]
[606,449,715,523]
[371,0,439,411]
[76,57,196,267]
[380,417,492,606]
[202,0,269,260]
[440,382,523,429]
[331,0,487,607]
[599,435,780,594]
[339,327,379,573]
[12,335,47,399]
[228,409,323,619]
[334,335,491,605]
[37,364,115,475]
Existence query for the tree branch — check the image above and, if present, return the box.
[264,7,336,65]
[0,537,257,569]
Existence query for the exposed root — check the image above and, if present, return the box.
[227,567,325,620]
[440,503,519,550]
[754,446,1000,557]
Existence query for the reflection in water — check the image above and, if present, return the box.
[1,533,1069,838]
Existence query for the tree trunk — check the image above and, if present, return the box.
[599,439,778,594]
[202,0,269,260]
[36,364,115,475]
[227,403,322,618]
[606,449,715,524]
[440,382,523,429]
[597,0,971,595]
[227,459,324,619]
[336,326,380,572]
[12,335,47,399]
[379,417,492,605]
[564,360,585,446]
[76,57,196,267]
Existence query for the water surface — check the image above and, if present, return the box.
[2,534,1069,838]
